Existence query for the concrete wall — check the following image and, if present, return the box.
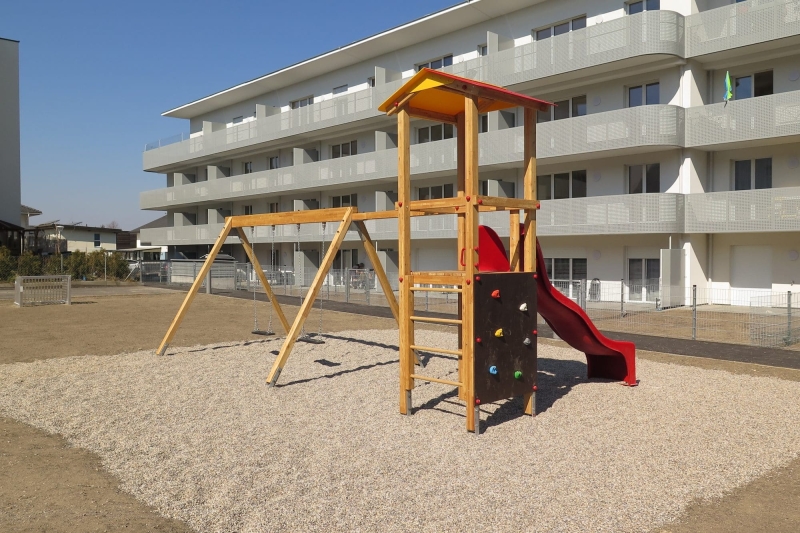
[0,39,21,227]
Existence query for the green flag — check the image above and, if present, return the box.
[724,71,733,101]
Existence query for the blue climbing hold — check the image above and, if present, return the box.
[489,366,498,375]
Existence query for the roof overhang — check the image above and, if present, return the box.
[163,0,543,119]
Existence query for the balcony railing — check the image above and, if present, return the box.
[685,90,800,147]
[685,186,800,233]
[686,0,800,58]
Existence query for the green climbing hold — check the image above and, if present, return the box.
[514,371,523,380]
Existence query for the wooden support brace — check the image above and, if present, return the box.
[354,221,399,322]
[156,219,234,355]
[265,208,354,386]
[236,228,291,334]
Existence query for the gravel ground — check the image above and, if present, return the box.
[1,330,799,533]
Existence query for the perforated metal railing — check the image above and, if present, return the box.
[14,275,71,306]
[684,186,800,233]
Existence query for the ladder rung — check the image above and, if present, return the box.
[410,287,462,293]
[410,344,462,356]
[410,374,462,387]
[410,316,462,325]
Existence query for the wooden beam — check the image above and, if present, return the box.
[475,196,539,210]
[386,92,416,117]
[407,198,467,211]
[397,107,415,415]
[405,106,458,125]
[463,93,480,433]
[509,210,521,272]
[231,208,353,228]
[355,221,399,322]
[438,83,551,112]
[409,271,465,285]
[410,375,462,387]
[456,111,466,402]
[523,105,537,417]
[266,208,354,386]
[236,227,291,334]
[156,219,233,355]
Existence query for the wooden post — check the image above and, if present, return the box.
[236,227,291,334]
[397,107,415,415]
[456,111,466,401]
[156,218,233,355]
[509,210,521,272]
[523,106,537,417]
[354,221,399,322]
[266,208,354,386]
[464,95,480,432]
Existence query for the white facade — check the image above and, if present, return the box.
[139,0,800,299]
[40,226,119,253]
[0,37,21,228]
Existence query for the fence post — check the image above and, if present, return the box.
[620,279,624,317]
[426,290,429,311]
[366,274,371,305]
[788,291,793,344]
[580,279,586,311]
[139,259,143,285]
[692,285,697,340]
[206,264,212,294]
[345,268,350,303]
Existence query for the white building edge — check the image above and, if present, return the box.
[139,0,800,306]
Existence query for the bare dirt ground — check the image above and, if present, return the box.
[0,291,799,532]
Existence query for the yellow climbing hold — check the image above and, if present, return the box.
[494,328,504,338]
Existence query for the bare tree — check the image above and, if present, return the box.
[106,220,120,229]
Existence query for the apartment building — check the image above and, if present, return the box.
[0,37,22,250]
[140,0,800,304]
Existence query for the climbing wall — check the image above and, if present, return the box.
[473,272,538,404]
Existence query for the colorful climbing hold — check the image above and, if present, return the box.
[514,371,523,380]
[489,366,498,375]
[523,337,532,346]
[476,337,482,343]
[491,289,500,299]
[494,328,504,338]
[519,303,528,312]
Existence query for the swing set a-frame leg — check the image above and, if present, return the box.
[236,228,290,334]
[266,208,354,386]
[156,219,234,356]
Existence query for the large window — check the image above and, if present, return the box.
[734,70,773,100]
[290,96,314,109]
[331,193,358,208]
[628,83,659,107]
[628,258,660,302]
[543,258,587,281]
[268,202,280,213]
[538,170,587,200]
[534,16,586,41]
[243,205,253,216]
[628,0,660,14]
[628,164,660,193]
[418,123,454,144]
[243,161,253,174]
[418,184,455,200]
[331,140,358,159]
[417,54,452,71]
[734,158,772,190]
[538,96,586,122]
[268,156,280,170]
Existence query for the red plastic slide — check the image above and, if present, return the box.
[476,226,637,385]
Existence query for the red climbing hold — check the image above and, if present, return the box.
[491,289,500,299]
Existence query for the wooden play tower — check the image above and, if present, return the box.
[378,69,553,433]
[155,70,556,434]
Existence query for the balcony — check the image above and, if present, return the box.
[685,90,800,149]
[142,107,685,211]
[684,186,800,233]
[686,0,800,58]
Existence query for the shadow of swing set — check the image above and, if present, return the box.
[157,69,638,434]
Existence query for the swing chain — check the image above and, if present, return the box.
[318,222,326,336]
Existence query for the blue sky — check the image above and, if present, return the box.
[2,0,455,230]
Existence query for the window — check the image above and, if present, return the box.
[479,114,489,133]
[417,54,453,71]
[538,95,586,122]
[628,0,660,14]
[542,258,587,281]
[268,156,280,170]
[243,205,253,216]
[418,184,455,200]
[628,258,660,302]
[333,84,348,95]
[331,193,358,208]
[628,164,660,193]
[534,16,586,41]
[268,202,280,213]
[734,70,773,100]
[500,110,516,129]
[734,158,772,190]
[417,123,454,144]
[291,96,313,109]
[628,83,659,107]
[367,76,375,88]
[479,44,488,56]
[538,170,587,200]
[243,161,253,174]
[232,116,243,124]
[331,140,358,159]
[94,233,101,248]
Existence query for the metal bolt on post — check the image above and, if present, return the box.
[692,285,697,340]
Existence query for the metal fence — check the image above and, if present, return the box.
[14,275,71,306]
[139,260,799,350]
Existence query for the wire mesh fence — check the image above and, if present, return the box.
[139,260,800,350]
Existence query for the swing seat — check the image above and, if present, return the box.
[251,329,275,336]
[297,334,325,344]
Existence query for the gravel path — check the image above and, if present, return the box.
[1,330,799,533]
